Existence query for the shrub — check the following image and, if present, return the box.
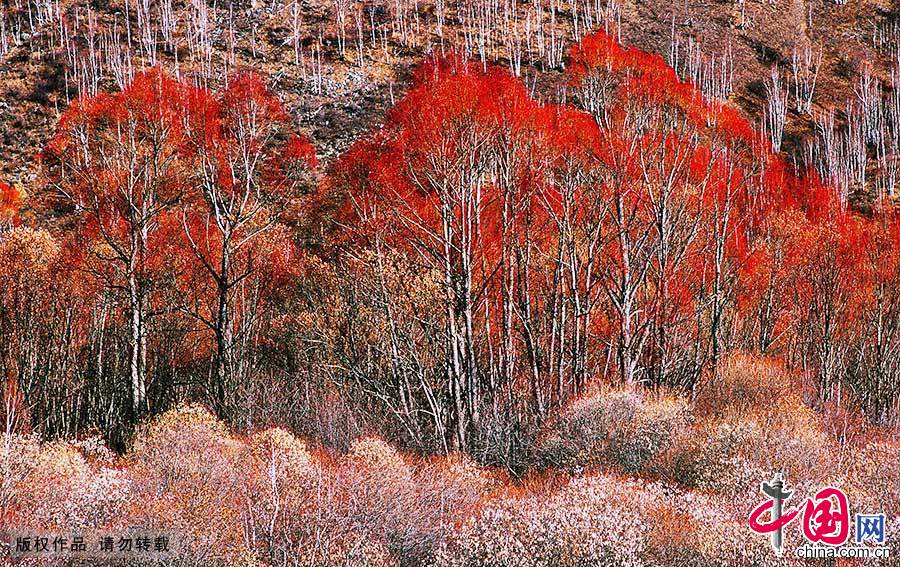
[239,434,483,566]
[242,427,327,564]
[71,433,117,465]
[847,441,900,517]
[349,436,413,479]
[656,404,835,504]
[246,427,317,487]
[1,433,135,533]
[67,466,135,530]
[695,353,797,421]
[1,433,41,523]
[129,403,246,564]
[2,434,89,529]
[437,475,647,566]
[343,436,440,563]
[439,473,790,567]
[534,387,691,475]
[393,454,497,563]
[0,373,873,567]
[653,355,836,493]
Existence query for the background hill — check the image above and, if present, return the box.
[1,0,898,208]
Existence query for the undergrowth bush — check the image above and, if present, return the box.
[2,355,896,566]
[848,440,900,517]
[533,387,691,475]
[129,403,246,564]
[437,474,785,567]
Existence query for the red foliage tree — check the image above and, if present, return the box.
[43,69,317,422]
[176,72,316,417]
[0,181,23,232]
[565,31,769,388]
[338,55,570,444]
[42,69,193,419]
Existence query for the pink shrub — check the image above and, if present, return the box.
[695,354,798,421]
[848,441,900,517]
[439,474,794,567]
[438,475,647,566]
[662,412,834,496]
[1,434,134,533]
[2,366,889,567]
[4,436,89,530]
[655,355,836,492]
[534,388,691,475]
[128,404,246,564]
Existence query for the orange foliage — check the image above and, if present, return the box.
[0,181,23,229]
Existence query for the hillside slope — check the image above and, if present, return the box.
[1,0,897,208]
